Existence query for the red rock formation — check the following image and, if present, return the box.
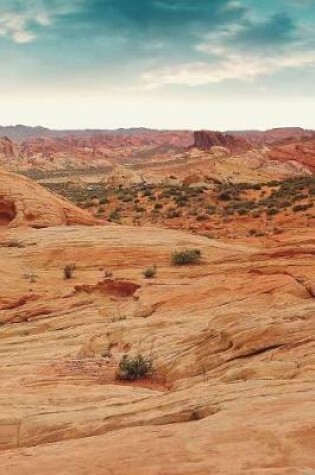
[194,130,251,153]
[229,127,315,146]
[268,138,315,173]
[0,169,97,228]
[0,137,17,159]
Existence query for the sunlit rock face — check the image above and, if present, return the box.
[194,130,252,154]
[0,169,97,228]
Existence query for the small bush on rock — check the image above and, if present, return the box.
[171,249,201,266]
[143,265,157,279]
[64,264,76,280]
[117,353,153,381]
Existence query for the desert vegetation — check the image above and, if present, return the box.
[63,263,76,280]
[143,265,157,279]
[117,353,153,381]
[39,175,314,241]
[171,249,201,266]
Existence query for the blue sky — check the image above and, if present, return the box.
[0,0,315,129]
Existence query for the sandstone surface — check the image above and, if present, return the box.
[0,170,96,227]
[0,219,314,474]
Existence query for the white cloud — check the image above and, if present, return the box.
[0,1,82,43]
[142,51,315,88]
[0,13,34,43]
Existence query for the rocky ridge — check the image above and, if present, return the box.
[194,130,252,154]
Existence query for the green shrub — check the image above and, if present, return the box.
[6,240,23,248]
[266,208,278,216]
[189,209,198,216]
[237,208,248,216]
[248,228,258,236]
[134,205,145,213]
[251,184,262,190]
[196,214,208,221]
[64,264,76,280]
[206,205,216,215]
[171,249,201,266]
[175,195,188,205]
[143,265,157,279]
[117,354,153,381]
[292,203,312,212]
[166,209,181,219]
[224,207,235,215]
[109,210,121,223]
[218,191,231,201]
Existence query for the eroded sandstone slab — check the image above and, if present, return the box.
[0,225,314,474]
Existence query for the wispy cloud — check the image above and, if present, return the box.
[141,6,315,89]
[142,51,315,88]
[0,1,82,43]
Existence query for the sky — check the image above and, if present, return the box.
[0,0,315,130]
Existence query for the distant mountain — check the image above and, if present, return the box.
[0,125,53,141]
[228,127,315,146]
[0,125,189,142]
[1,125,314,145]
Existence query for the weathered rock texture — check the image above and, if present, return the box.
[103,165,144,188]
[229,127,315,146]
[268,138,315,173]
[0,170,96,227]
[0,137,17,160]
[0,222,314,474]
[194,130,252,153]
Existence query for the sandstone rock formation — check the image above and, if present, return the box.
[0,170,96,227]
[103,165,144,188]
[209,145,230,157]
[229,127,315,146]
[0,221,314,474]
[268,138,315,173]
[194,130,252,153]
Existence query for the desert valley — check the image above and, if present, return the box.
[0,125,314,474]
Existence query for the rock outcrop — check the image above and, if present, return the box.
[194,130,252,153]
[268,138,315,173]
[0,170,96,227]
[0,137,18,160]
[229,127,315,146]
[103,165,144,188]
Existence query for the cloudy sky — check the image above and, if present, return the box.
[0,0,315,129]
